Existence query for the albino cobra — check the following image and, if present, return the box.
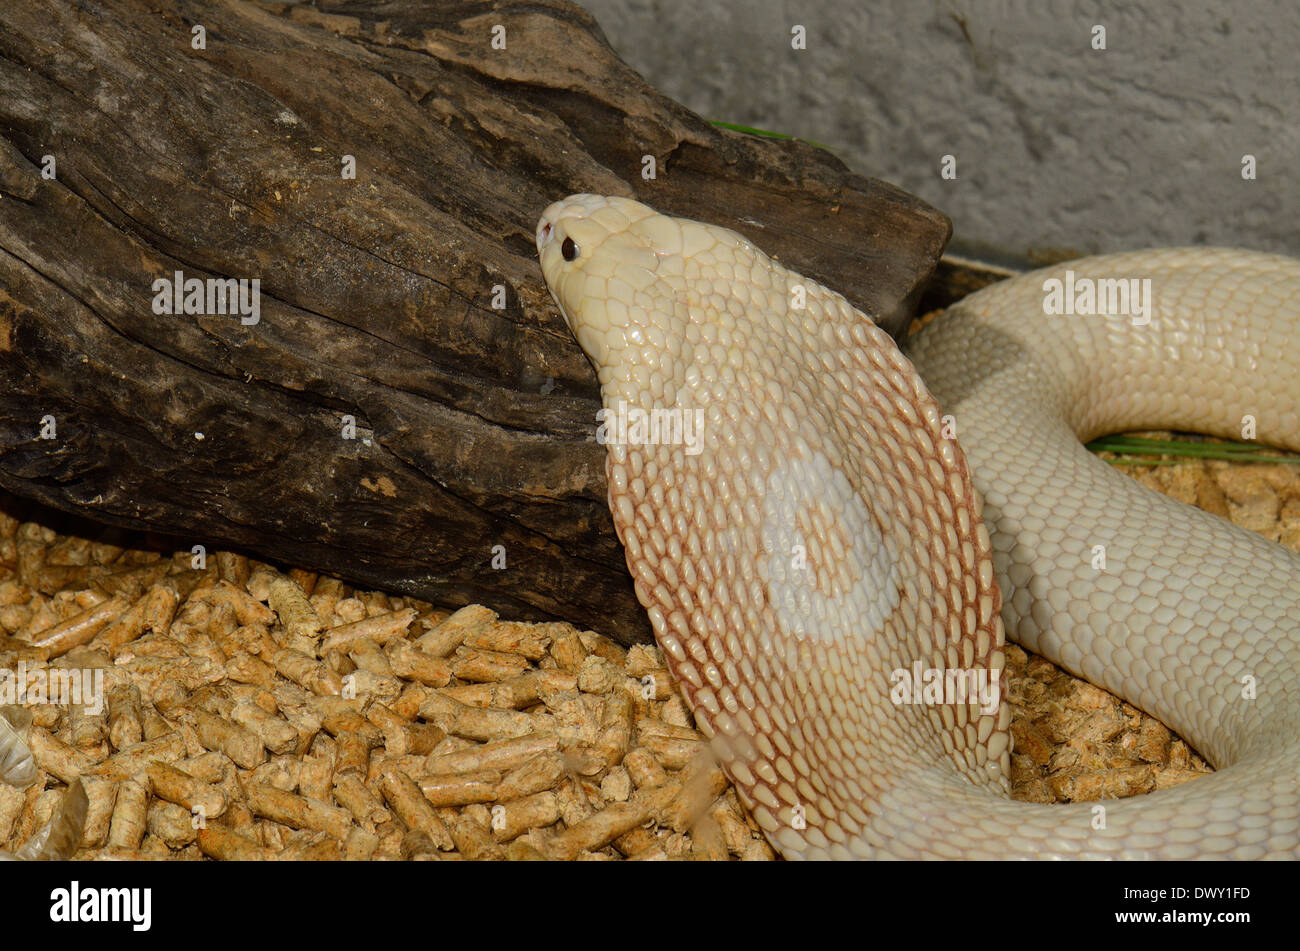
[535,193,1300,859]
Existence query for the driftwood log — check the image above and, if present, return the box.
[0,0,950,644]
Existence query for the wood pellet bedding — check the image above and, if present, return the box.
[0,497,774,860]
[2,449,1295,859]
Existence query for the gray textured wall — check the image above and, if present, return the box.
[578,0,1298,263]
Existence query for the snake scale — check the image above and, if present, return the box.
[536,193,1300,859]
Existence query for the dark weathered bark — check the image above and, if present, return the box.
[0,0,951,643]
[917,256,1017,317]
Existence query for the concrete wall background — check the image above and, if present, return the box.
[577,0,1298,263]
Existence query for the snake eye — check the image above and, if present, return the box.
[561,236,579,262]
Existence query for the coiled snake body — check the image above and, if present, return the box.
[536,194,1300,859]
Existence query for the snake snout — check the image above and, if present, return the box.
[537,217,554,248]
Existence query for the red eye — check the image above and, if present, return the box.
[561,236,579,261]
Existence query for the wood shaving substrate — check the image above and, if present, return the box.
[0,450,1296,860]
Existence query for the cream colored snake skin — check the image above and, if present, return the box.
[535,193,1300,859]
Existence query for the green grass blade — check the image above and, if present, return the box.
[1086,434,1300,465]
[709,120,834,152]
[1091,435,1273,455]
